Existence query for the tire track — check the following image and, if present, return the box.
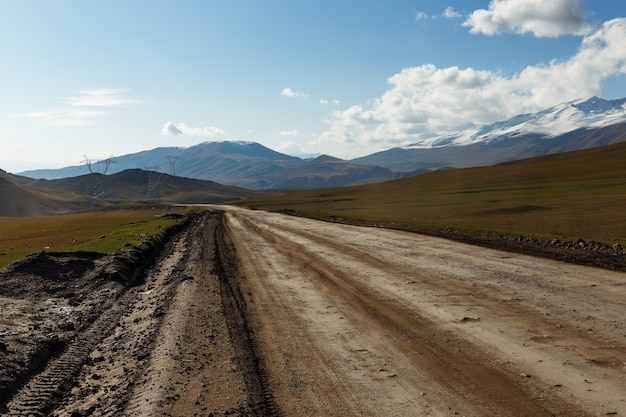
[2,216,195,416]
[4,300,129,416]
[245,212,626,375]
[214,217,283,417]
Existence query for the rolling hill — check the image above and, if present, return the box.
[0,172,89,216]
[0,169,264,217]
[234,139,626,245]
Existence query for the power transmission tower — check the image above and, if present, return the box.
[167,156,180,176]
[143,166,161,201]
[80,155,116,204]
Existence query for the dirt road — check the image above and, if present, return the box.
[1,207,625,416]
[221,206,626,416]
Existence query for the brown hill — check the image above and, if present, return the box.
[235,140,626,245]
[24,169,263,205]
[1,168,263,217]
[0,174,88,217]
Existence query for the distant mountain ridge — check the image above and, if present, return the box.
[16,96,626,186]
[404,96,626,149]
[354,96,626,171]
[20,141,395,190]
[0,173,86,216]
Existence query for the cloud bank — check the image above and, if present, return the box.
[161,122,225,137]
[464,0,592,37]
[317,17,626,157]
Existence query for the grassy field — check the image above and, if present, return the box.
[234,141,626,246]
[4,141,626,269]
[0,206,192,268]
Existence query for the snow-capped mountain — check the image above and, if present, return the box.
[16,96,626,185]
[404,96,626,149]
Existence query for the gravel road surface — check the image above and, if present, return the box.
[1,207,625,416]
[222,206,626,416]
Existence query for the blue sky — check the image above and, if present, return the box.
[1,0,625,172]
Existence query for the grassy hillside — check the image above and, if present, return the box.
[0,169,264,217]
[234,141,626,245]
[0,206,194,268]
[26,169,263,204]
[0,176,89,217]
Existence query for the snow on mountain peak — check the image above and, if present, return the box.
[403,96,626,150]
[572,96,626,114]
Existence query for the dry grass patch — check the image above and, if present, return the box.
[235,142,626,246]
[0,206,191,268]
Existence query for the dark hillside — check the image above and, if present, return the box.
[269,155,394,188]
[0,176,87,217]
[28,169,263,204]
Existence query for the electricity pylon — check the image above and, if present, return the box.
[80,155,116,204]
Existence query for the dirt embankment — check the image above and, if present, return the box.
[0,214,189,403]
[0,210,277,416]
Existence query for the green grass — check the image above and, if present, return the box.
[0,206,192,268]
[234,142,626,246]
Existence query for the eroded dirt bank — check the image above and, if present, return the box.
[0,210,275,416]
[1,206,625,416]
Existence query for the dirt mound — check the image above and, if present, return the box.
[432,229,626,271]
[0,213,193,412]
[1,251,106,298]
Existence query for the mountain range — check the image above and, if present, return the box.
[15,96,626,189]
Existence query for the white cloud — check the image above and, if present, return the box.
[15,89,141,127]
[161,122,225,136]
[320,98,340,106]
[162,122,183,135]
[464,0,592,37]
[317,18,626,157]
[415,11,428,21]
[278,129,299,137]
[281,87,309,98]
[416,8,462,22]
[62,89,142,107]
[443,7,461,19]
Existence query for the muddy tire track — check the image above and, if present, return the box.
[5,301,130,416]
[214,218,282,417]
